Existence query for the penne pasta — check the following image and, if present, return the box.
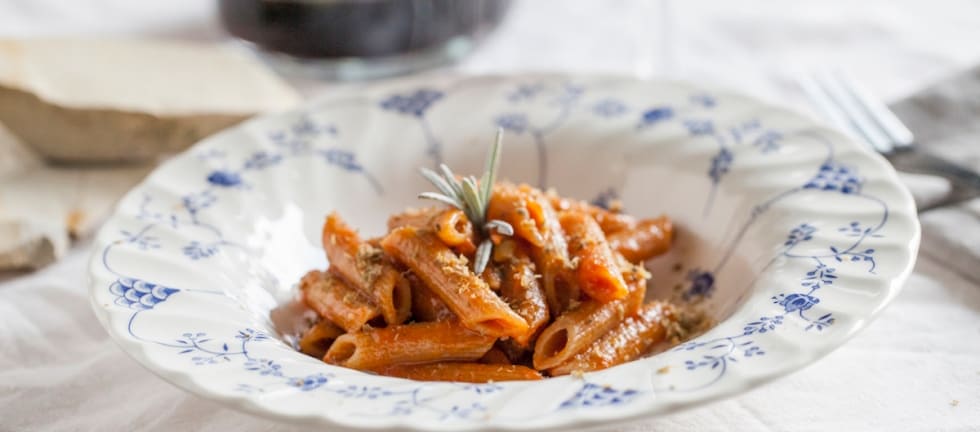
[392,276,413,323]
[375,362,543,382]
[618,255,651,310]
[479,347,513,365]
[488,183,545,246]
[560,211,630,302]
[323,320,495,370]
[549,301,676,375]
[492,237,518,262]
[387,206,442,231]
[323,212,410,325]
[433,208,477,255]
[298,319,345,359]
[380,226,529,338]
[498,249,550,347]
[547,193,636,235]
[300,270,380,333]
[481,263,503,291]
[291,144,688,383]
[532,281,646,370]
[545,272,581,318]
[495,339,533,366]
[607,216,673,263]
[407,272,455,322]
[490,184,573,316]
[525,194,573,316]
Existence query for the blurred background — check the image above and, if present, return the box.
[1,1,979,431]
[4,0,979,252]
[3,1,978,100]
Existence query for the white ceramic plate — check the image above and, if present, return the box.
[89,75,919,431]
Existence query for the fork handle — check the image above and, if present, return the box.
[887,147,980,209]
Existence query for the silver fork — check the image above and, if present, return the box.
[800,69,980,210]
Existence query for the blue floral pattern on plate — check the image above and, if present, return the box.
[88,75,918,430]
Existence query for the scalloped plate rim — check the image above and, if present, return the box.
[87,73,920,432]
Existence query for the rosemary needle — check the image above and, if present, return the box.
[418,128,512,273]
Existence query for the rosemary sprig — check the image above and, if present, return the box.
[418,128,513,274]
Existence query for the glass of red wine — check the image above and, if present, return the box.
[219,0,511,80]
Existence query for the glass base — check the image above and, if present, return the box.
[243,36,476,81]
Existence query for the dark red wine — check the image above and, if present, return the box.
[218,0,510,59]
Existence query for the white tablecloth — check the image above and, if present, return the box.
[2,1,980,431]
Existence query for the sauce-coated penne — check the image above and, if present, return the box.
[375,362,543,382]
[407,273,454,322]
[380,226,529,338]
[495,339,532,365]
[433,208,477,255]
[324,320,495,370]
[479,347,513,365]
[550,302,676,375]
[298,320,345,359]
[607,216,673,263]
[560,211,629,302]
[498,250,550,347]
[481,263,503,291]
[293,167,689,383]
[387,206,442,231]
[488,183,544,246]
[548,193,636,234]
[490,184,573,316]
[532,281,646,370]
[300,270,380,333]
[323,213,410,325]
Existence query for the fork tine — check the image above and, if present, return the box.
[833,69,915,148]
[813,69,895,154]
[799,72,879,151]
[798,73,859,138]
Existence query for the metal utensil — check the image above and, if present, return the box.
[800,69,980,210]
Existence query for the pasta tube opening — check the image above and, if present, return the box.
[537,328,568,359]
[325,338,358,364]
[392,276,412,324]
